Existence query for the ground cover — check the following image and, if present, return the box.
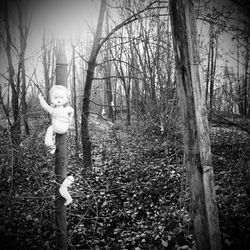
[0,121,249,249]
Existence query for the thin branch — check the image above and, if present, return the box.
[75,49,88,64]
[97,0,159,54]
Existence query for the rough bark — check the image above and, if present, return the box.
[169,1,221,249]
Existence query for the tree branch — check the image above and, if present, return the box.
[96,0,159,54]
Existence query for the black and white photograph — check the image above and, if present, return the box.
[0,0,249,249]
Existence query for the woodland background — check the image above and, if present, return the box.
[0,0,250,249]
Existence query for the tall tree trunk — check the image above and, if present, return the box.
[169,1,221,250]
[72,44,79,154]
[106,77,113,121]
[21,64,29,135]
[244,37,249,118]
[209,33,218,117]
[104,13,114,122]
[113,78,117,121]
[127,19,140,127]
[132,53,140,127]
[116,45,131,126]
[17,0,30,136]
[55,41,68,250]
[206,25,212,105]
[81,0,106,170]
[125,79,131,126]
[103,59,113,121]
[3,0,21,167]
[237,29,243,116]
[132,38,148,117]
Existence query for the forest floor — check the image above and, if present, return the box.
[0,116,250,250]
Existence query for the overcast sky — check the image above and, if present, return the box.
[0,0,247,89]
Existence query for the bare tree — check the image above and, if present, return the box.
[169,0,221,249]
[2,0,21,167]
[81,0,106,170]
[16,0,32,135]
[72,43,79,154]
[243,27,250,118]
[103,12,114,122]
[80,0,168,169]
[110,32,132,125]
[205,22,219,117]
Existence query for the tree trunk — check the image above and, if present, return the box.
[81,0,106,170]
[103,59,113,121]
[17,1,30,136]
[169,1,221,250]
[115,47,131,125]
[55,41,68,250]
[237,32,243,116]
[209,25,214,113]
[106,78,113,121]
[21,64,29,135]
[244,37,249,118]
[113,78,117,121]
[72,44,79,154]
[125,82,131,126]
[3,0,21,167]
[42,31,51,100]
[209,34,218,117]
[206,25,212,105]
[127,20,140,127]
[104,13,114,122]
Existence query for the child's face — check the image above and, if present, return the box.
[51,89,68,106]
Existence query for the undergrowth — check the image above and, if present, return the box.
[0,122,249,249]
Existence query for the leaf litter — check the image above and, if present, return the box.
[0,121,249,249]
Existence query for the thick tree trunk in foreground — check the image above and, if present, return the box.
[169,1,221,250]
[55,42,68,250]
[81,0,106,170]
